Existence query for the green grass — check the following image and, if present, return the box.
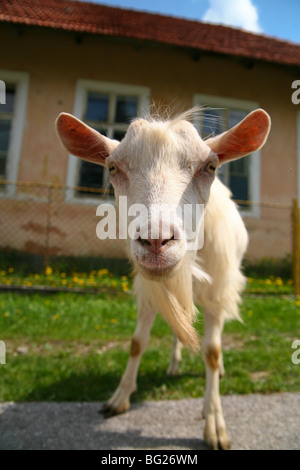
[0,284,300,403]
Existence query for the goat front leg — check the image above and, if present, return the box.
[101,299,156,417]
[202,311,230,450]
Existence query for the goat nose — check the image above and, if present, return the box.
[137,234,175,253]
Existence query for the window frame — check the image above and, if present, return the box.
[194,94,261,217]
[66,79,150,204]
[0,70,29,197]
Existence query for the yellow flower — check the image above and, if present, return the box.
[61,272,67,278]
[265,279,272,285]
[111,318,117,323]
[98,268,109,276]
[53,314,60,320]
[295,300,300,307]
[8,267,14,273]
[122,282,128,291]
[3,312,9,317]
[45,266,53,276]
[95,325,100,330]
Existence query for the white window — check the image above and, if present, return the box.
[194,94,261,217]
[66,80,150,202]
[0,70,29,195]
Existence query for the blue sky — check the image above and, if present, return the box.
[85,0,300,44]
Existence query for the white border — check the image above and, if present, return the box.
[194,93,261,217]
[66,79,150,204]
[0,70,29,196]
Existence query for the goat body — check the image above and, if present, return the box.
[56,107,270,449]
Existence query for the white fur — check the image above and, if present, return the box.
[56,107,270,450]
[103,112,249,449]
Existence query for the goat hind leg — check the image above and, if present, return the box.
[202,311,230,450]
[101,300,156,417]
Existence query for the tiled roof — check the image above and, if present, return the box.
[1,0,300,67]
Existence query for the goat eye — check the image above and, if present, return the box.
[108,164,118,175]
[205,162,216,175]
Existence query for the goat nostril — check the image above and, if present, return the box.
[137,236,151,246]
[161,235,175,246]
[137,233,177,251]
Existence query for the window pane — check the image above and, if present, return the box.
[78,161,104,190]
[201,109,223,138]
[228,110,250,202]
[229,150,250,202]
[115,95,138,123]
[85,93,109,122]
[0,120,11,152]
[229,109,247,128]
[0,155,6,177]
[94,127,108,137]
[0,88,15,114]
[229,156,248,174]
[113,129,126,141]
[229,175,248,201]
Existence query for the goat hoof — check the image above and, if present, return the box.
[204,413,231,450]
[99,403,119,418]
[99,400,130,418]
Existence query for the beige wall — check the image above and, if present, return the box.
[0,24,298,260]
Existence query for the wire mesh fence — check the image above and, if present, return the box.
[0,180,298,295]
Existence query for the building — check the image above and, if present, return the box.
[0,0,299,262]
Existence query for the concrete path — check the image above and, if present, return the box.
[0,392,299,450]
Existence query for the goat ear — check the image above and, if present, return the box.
[55,113,119,165]
[205,109,271,163]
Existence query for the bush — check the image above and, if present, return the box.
[243,255,292,280]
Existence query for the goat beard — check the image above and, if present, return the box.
[134,255,208,352]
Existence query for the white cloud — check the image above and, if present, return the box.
[202,0,262,33]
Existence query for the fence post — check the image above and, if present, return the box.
[44,184,53,271]
[292,198,300,296]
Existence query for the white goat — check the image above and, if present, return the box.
[56,107,270,449]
